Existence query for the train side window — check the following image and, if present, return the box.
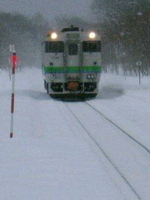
[68,43,78,55]
[82,41,101,52]
[45,41,64,53]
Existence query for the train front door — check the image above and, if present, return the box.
[64,41,82,82]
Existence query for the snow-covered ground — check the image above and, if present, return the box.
[0,67,150,200]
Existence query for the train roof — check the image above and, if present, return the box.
[45,25,101,41]
[61,25,80,32]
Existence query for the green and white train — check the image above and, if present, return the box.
[42,26,102,98]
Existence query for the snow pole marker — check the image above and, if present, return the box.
[9,45,18,138]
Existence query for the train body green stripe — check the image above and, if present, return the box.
[44,66,102,73]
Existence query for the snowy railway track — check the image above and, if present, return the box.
[61,100,148,200]
[85,102,150,155]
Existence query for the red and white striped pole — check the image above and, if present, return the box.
[10,47,18,138]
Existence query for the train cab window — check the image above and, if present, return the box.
[45,41,64,53]
[82,41,101,52]
[68,43,78,55]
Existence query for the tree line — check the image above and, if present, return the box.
[91,0,150,75]
[0,12,50,68]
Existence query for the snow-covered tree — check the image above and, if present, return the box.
[91,0,150,75]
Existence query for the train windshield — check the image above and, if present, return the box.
[68,43,78,55]
[45,41,64,53]
[82,41,101,52]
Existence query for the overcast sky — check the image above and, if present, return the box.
[0,0,94,24]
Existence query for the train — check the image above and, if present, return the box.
[42,25,102,98]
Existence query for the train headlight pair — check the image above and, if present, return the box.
[50,31,96,39]
[87,74,95,79]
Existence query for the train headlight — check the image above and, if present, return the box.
[51,32,58,39]
[89,32,96,39]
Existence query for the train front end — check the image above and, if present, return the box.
[42,26,102,98]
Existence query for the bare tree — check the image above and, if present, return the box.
[91,0,150,75]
